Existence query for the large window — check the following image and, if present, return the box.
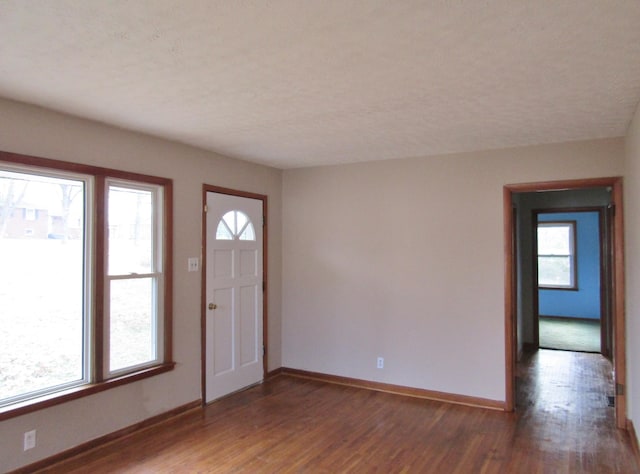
[0,152,173,419]
[0,169,89,405]
[537,221,577,289]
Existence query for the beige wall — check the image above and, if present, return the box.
[625,99,640,440]
[282,138,624,402]
[0,92,632,471]
[0,97,283,472]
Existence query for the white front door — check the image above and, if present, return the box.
[205,192,263,402]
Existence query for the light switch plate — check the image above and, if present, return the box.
[188,257,199,272]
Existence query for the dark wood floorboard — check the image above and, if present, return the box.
[35,349,639,473]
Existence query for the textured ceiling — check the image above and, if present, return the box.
[1,1,640,169]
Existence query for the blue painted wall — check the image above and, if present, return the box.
[538,211,600,319]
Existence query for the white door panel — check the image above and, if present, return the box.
[205,192,263,402]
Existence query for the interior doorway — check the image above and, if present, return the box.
[503,177,626,429]
[534,208,611,356]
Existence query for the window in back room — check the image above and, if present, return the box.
[537,221,577,290]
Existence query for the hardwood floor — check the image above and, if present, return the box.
[34,350,639,473]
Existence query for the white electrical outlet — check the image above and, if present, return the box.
[23,430,36,451]
[187,257,199,272]
[377,357,384,369]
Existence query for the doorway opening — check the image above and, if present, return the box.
[534,208,611,355]
[504,177,625,429]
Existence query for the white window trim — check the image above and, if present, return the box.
[537,221,577,290]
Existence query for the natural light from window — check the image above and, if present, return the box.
[0,158,171,414]
[537,222,576,289]
[216,210,255,241]
[0,169,88,405]
[107,183,162,374]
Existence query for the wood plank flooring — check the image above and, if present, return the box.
[35,349,639,473]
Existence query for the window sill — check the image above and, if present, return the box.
[538,286,579,291]
[0,362,175,422]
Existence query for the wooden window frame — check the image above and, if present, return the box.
[537,220,578,290]
[0,150,174,422]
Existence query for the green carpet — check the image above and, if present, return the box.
[539,316,601,353]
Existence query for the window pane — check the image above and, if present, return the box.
[0,171,85,404]
[216,220,233,240]
[223,211,236,234]
[236,211,248,233]
[538,256,571,286]
[108,186,153,275]
[538,225,570,255]
[239,221,256,241]
[110,278,156,372]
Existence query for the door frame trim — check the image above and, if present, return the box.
[503,177,626,428]
[201,184,268,404]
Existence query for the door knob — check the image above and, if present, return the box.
[208,303,217,310]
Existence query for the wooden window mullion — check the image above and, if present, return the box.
[94,175,106,382]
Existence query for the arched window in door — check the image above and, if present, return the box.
[215,210,256,241]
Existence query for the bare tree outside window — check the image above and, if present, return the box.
[0,176,29,238]
[58,184,82,241]
[0,171,85,404]
[0,154,172,416]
